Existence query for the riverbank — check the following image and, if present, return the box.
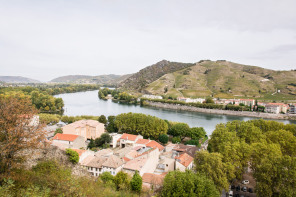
[145,101,296,120]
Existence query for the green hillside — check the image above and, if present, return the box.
[144,60,296,101]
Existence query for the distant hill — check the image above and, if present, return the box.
[119,60,194,92]
[50,74,131,85]
[121,60,296,100]
[0,76,40,83]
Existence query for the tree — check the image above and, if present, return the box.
[54,128,63,135]
[0,96,46,172]
[168,123,190,137]
[130,171,142,193]
[106,116,118,133]
[205,97,214,104]
[87,138,96,149]
[189,127,206,140]
[65,149,79,164]
[195,151,234,192]
[158,134,169,144]
[161,170,219,197]
[98,115,107,125]
[172,136,181,144]
[100,171,114,183]
[95,133,111,147]
[113,171,129,190]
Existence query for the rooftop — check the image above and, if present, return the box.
[102,155,124,169]
[136,138,150,145]
[142,173,165,185]
[175,153,194,167]
[64,119,103,128]
[146,140,164,151]
[71,149,86,156]
[123,157,148,171]
[120,133,138,141]
[53,133,79,142]
[87,157,108,168]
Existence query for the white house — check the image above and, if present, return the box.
[119,133,143,148]
[175,153,194,172]
[101,155,124,176]
[142,94,163,100]
[109,133,122,148]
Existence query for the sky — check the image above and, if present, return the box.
[1,0,296,82]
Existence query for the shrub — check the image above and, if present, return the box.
[54,128,63,135]
[130,171,142,193]
[65,149,79,164]
[100,172,114,183]
[172,136,181,144]
[113,171,130,190]
[159,134,169,144]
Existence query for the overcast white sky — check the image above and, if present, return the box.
[1,0,296,82]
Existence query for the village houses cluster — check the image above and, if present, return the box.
[50,119,199,189]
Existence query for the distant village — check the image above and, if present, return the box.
[142,94,296,114]
[44,119,205,189]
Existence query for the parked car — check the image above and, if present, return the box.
[236,185,240,191]
[242,186,247,192]
[229,190,233,197]
[248,188,253,193]
[242,180,249,184]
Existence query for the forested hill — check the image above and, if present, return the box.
[123,60,296,100]
[50,74,131,85]
[119,60,195,92]
[0,76,40,83]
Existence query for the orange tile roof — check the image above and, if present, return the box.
[53,133,79,142]
[123,157,131,162]
[175,153,194,167]
[71,149,86,156]
[123,157,147,171]
[136,139,150,145]
[146,140,164,151]
[120,133,138,141]
[142,173,164,185]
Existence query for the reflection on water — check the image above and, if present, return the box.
[55,90,296,135]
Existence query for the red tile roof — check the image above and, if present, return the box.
[146,140,164,151]
[136,139,150,145]
[142,173,165,185]
[120,133,138,141]
[175,153,194,167]
[53,133,79,142]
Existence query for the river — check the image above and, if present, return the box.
[55,90,296,135]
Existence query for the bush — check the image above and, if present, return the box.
[159,134,169,144]
[172,136,181,144]
[65,149,79,164]
[100,172,114,183]
[113,171,130,190]
[39,113,61,124]
[54,128,63,135]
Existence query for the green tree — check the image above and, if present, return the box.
[195,151,233,192]
[113,171,129,190]
[161,170,219,197]
[87,138,96,149]
[98,115,107,125]
[65,149,79,164]
[95,133,111,147]
[205,97,214,103]
[189,127,206,140]
[54,128,63,135]
[158,134,169,144]
[172,136,181,144]
[168,123,190,137]
[100,171,114,183]
[106,116,118,133]
[130,171,142,193]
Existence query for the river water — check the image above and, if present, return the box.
[55,90,296,135]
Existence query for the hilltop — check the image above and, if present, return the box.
[50,74,131,85]
[119,60,195,92]
[121,60,296,100]
[0,76,40,83]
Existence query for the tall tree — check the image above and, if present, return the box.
[130,171,142,193]
[106,116,118,133]
[98,115,107,125]
[0,96,46,172]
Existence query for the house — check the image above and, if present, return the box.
[175,153,194,172]
[154,157,175,174]
[123,148,160,176]
[142,173,165,190]
[166,143,198,158]
[135,139,165,152]
[85,156,108,176]
[142,94,163,100]
[119,133,143,148]
[52,133,86,149]
[265,104,280,114]
[290,105,296,114]
[101,155,124,175]
[109,133,122,148]
[62,119,105,140]
[239,99,255,107]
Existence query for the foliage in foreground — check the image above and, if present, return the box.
[0,160,137,197]
[161,170,219,197]
[66,149,79,164]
